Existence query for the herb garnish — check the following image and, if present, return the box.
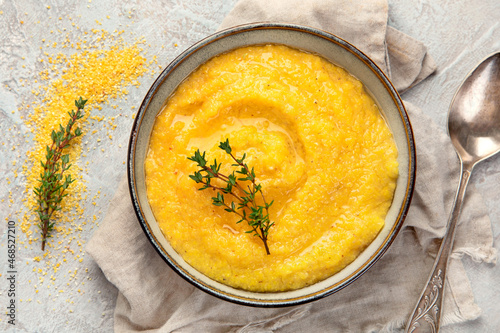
[34,97,87,251]
[188,139,274,255]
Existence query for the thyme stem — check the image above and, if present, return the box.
[34,97,87,251]
[188,139,275,255]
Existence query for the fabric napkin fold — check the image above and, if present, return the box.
[87,0,496,331]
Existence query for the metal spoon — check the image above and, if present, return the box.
[405,52,500,333]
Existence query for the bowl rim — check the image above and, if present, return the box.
[127,22,416,307]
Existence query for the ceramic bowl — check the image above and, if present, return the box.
[128,23,415,307]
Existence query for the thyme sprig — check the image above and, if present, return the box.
[34,97,87,251]
[188,139,274,255]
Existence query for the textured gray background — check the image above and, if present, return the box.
[1,0,499,332]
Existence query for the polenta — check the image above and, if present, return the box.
[144,45,398,292]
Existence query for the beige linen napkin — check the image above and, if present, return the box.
[87,0,497,331]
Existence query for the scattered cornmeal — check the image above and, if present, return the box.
[19,28,149,288]
[145,45,399,292]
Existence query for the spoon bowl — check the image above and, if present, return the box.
[406,52,500,333]
[448,53,500,165]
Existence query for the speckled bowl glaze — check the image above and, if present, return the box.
[128,23,415,307]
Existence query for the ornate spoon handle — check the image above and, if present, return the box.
[405,164,472,333]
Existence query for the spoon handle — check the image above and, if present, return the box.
[404,164,473,333]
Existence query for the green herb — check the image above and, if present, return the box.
[34,97,87,251]
[188,139,274,255]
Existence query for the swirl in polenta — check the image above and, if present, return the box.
[144,45,398,292]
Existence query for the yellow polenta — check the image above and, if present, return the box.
[144,45,398,292]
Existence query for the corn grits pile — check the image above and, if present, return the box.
[17,28,150,295]
[23,34,148,245]
[145,45,398,292]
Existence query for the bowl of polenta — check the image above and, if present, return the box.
[128,23,415,306]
